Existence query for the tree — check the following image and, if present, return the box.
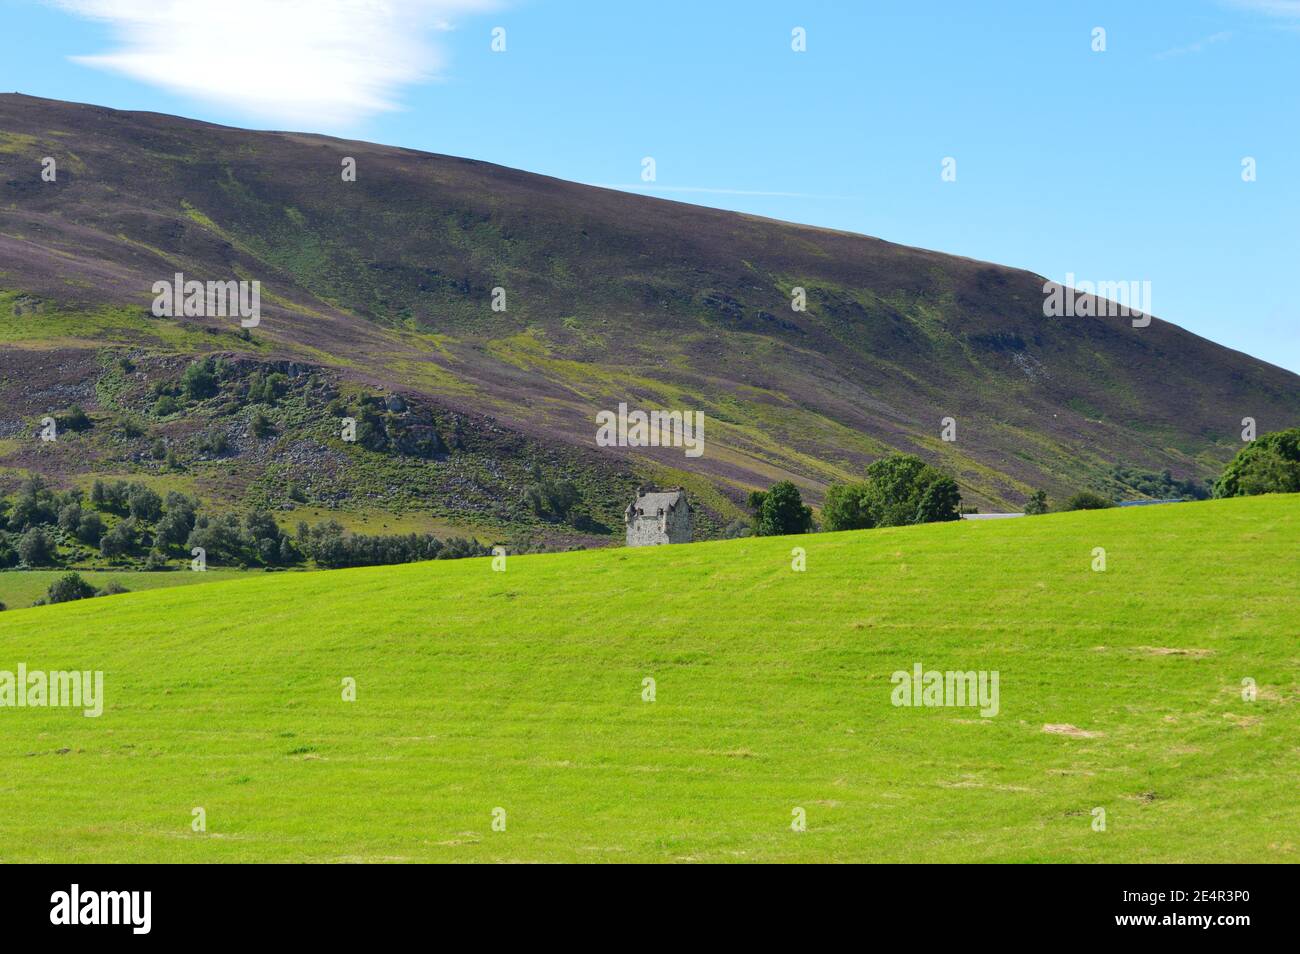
[76,512,106,546]
[127,484,163,522]
[754,481,813,536]
[57,501,83,533]
[522,466,581,522]
[860,454,962,527]
[1214,427,1300,498]
[181,357,219,400]
[45,573,97,604]
[99,519,139,558]
[155,493,198,548]
[914,475,963,524]
[9,476,59,529]
[17,527,57,566]
[1063,491,1113,511]
[822,481,874,531]
[1024,490,1049,515]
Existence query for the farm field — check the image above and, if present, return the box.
[0,495,1295,863]
[0,568,251,611]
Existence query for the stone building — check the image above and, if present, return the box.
[625,488,692,546]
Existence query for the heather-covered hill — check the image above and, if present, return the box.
[1,93,1296,526]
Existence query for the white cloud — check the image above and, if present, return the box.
[1223,0,1300,17]
[1154,31,1233,59]
[50,0,499,128]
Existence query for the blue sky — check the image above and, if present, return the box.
[3,0,1297,372]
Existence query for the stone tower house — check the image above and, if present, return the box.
[625,488,692,546]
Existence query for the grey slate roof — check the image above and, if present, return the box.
[629,489,687,516]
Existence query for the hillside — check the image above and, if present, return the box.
[2,93,1298,534]
[0,495,1295,862]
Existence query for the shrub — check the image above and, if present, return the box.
[17,526,57,566]
[1214,427,1300,498]
[46,572,97,604]
[1111,466,1208,501]
[198,431,231,456]
[249,410,274,439]
[753,481,813,536]
[1063,491,1113,511]
[154,394,180,416]
[1024,490,1049,515]
[58,405,92,431]
[247,371,288,405]
[180,357,220,400]
[522,466,581,522]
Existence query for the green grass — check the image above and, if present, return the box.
[0,569,250,610]
[0,495,1295,862]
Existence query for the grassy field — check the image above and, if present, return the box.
[0,569,251,610]
[0,495,1295,863]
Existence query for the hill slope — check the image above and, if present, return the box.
[2,93,1298,526]
[0,495,1295,862]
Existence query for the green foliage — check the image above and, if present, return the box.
[17,526,57,566]
[197,430,231,456]
[58,404,92,432]
[1111,466,1208,501]
[753,480,813,536]
[1214,427,1300,498]
[860,455,962,527]
[153,394,181,416]
[99,518,140,559]
[127,484,163,522]
[45,572,97,604]
[76,512,106,546]
[57,501,83,533]
[154,493,197,549]
[1024,490,1049,515]
[297,519,488,569]
[522,465,581,523]
[9,476,60,530]
[1063,491,1113,511]
[823,455,963,530]
[249,410,274,439]
[180,356,220,400]
[822,481,874,531]
[246,371,288,405]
